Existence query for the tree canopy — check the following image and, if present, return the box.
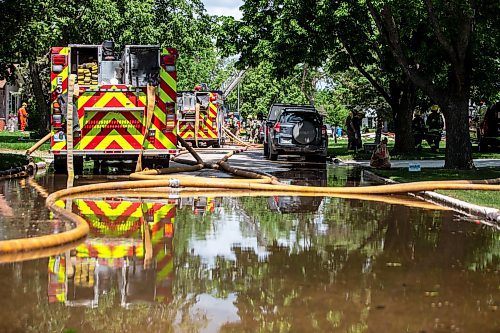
[220,0,500,168]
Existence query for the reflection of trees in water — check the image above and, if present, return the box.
[2,195,500,331]
[173,200,500,332]
[0,175,54,239]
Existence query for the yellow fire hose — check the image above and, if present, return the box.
[58,189,449,211]
[25,132,53,156]
[194,102,200,148]
[1,123,500,256]
[1,173,498,255]
[135,85,157,172]
[223,127,262,148]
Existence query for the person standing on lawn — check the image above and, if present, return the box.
[412,109,427,150]
[345,111,357,151]
[426,105,444,152]
[17,102,28,131]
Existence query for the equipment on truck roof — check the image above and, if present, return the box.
[49,42,179,174]
[176,85,224,148]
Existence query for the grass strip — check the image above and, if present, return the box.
[374,167,500,209]
[328,138,500,160]
[0,131,50,152]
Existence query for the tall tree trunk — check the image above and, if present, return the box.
[366,0,474,169]
[441,96,473,169]
[391,80,416,154]
[28,61,49,132]
[375,112,383,143]
[392,104,414,153]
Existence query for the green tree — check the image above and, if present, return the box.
[366,0,500,168]
[0,0,220,132]
[228,0,499,164]
[224,0,420,153]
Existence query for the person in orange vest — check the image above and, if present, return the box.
[18,102,28,131]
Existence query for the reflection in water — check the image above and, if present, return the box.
[48,198,177,308]
[0,172,498,332]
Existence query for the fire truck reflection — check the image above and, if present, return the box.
[48,198,177,308]
[179,197,220,216]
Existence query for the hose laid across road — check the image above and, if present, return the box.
[0,134,499,255]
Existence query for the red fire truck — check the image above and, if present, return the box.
[176,84,225,148]
[49,41,179,173]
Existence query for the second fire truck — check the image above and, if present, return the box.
[176,84,225,148]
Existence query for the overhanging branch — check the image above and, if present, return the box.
[339,38,392,105]
[424,0,457,63]
[366,0,446,104]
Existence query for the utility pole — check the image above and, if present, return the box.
[237,82,240,114]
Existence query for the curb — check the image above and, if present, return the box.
[363,169,500,223]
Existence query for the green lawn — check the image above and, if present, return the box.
[0,131,50,151]
[374,167,500,209]
[0,153,30,170]
[328,137,500,160]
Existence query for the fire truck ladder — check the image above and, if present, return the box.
[220,69,246,99]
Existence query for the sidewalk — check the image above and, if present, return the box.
[0,149,52,161]
[344,159,500,168]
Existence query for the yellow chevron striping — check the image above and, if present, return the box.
[52,141,66,150]
[156,260,174,282]
[51,68,69,94]
[93,201,143,218]
[154,104,166,123]
[95,129,135,150]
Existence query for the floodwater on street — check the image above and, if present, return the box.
[0,166,498,332]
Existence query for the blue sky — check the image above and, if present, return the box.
[202,0,243,19]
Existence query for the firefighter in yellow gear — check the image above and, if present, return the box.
[426,105,444,152]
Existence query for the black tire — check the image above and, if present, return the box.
[268,145,278,161]
[53,156,67,174]
[74,156,84,175]
[293,121,317,145]
[264,141,269,157]
[53,156,84,174]
[143,156,170,169]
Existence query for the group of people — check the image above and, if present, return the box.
[412,105,444,152]
[226,112,263,143]
[245,114,263,143]
[7,102,28,132]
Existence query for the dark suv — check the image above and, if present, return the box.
[264,104,328,162]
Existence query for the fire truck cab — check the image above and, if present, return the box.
[176,85,224,148]
[50,42,179,173]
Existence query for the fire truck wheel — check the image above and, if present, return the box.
[74,157,84,175]
[53,156,84,175]
[143,157,170,169]
[53,156,66,174]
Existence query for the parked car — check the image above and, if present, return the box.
[263,104,314,157]
[268,168,327,213]
[478,102,500,151]
[325,124,333,137]
[264,104,328,162]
